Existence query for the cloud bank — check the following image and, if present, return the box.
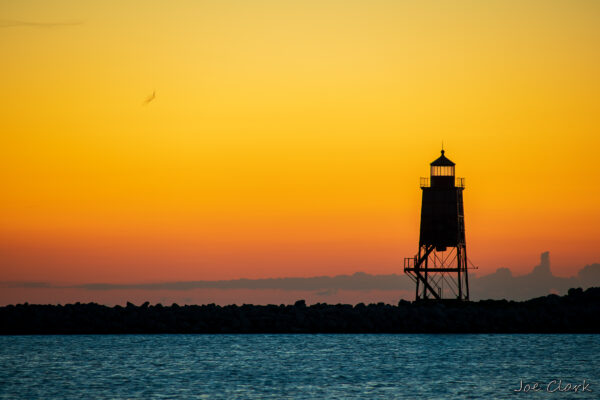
[3,253,599,301]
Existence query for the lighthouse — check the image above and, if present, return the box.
[404,149,470,301]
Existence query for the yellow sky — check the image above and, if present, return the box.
[1,0,600,283]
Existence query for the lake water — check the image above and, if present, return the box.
[0,334,598,399]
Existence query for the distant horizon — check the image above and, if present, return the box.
[3,254,599,287]
[3,252,599,306]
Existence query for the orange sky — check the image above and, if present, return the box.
[1,1,600,295]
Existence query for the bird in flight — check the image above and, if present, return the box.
[143,90,156,105]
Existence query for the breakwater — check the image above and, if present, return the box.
[2,287,599,334]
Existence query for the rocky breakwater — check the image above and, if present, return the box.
[1,287,599,334]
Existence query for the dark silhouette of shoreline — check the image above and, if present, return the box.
[2,287,599,334]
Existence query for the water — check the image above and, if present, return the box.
[0,334,598,399]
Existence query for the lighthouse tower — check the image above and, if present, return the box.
[404,149,470,301]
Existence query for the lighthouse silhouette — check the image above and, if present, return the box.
[404,149,470,301]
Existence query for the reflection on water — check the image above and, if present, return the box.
[1,334,598,399]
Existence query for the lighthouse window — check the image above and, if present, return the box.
[431,166,454,176]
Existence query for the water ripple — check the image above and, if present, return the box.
[0,334,598,399]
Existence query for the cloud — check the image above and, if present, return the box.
[3,254,600,301]
[316,288,339,297]
[0,19,83,29]
[0,281,52,288]
[469,252,588,300]
[70,272,414,292]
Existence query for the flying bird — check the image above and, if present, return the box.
[143,90,156,105]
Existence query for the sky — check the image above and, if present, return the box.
[1,1,600,304]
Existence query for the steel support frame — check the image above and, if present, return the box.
[404,244,469,301]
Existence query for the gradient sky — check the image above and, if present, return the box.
[1,1,600,294]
